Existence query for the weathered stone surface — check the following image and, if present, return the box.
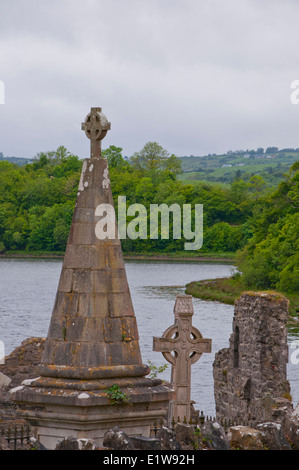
[130,435,161,450]
[103,426,134,450]
[228,426,265,450]
[158,426,181,450]
[0,372,11,388]
[272,397,293,427]
[256,422,292,450]
[201,420,230,450]
[63,244,97,269]
[172,421,229,450]
[213,292,291,427]
[28,437,48,450]
[284,403,299,449]
[0,337,46,390]
[55,436,99,450]
[174,423,197,449]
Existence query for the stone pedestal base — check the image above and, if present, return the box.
[10,375,173,450]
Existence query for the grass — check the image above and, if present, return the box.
[0,249,236,262]
[185,276,299,320]
[186,276,244,305]
[123,250,236,260]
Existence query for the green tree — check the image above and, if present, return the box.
[237,162,299,293]
[247,175,267,200]
[135,177,155,204]
[130,142,181,178]
[28,203,73,251]
[131,142,169,172]
[204,222,243,252]
[53,218,70,250]
[102,145,127,169]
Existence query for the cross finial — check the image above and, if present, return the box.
[81,107,111,158]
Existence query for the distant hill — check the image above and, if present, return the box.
[178,149,299,185]
[0,153,33,166]
[2,147,299,183]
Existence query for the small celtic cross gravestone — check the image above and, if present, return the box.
[153,295,212,422]
[81,107,111,158]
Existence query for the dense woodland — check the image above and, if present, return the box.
[0,143,298,295]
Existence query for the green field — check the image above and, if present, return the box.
[178,150,299,185]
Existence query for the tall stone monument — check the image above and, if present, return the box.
[10,107,173,449]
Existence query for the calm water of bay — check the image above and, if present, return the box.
[0,258,298,416]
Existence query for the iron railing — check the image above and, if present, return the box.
[150,411,250,437]
[0,423,32,450]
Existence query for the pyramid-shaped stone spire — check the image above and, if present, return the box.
[39,156,147,380]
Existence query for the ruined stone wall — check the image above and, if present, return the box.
[213,292,291,426]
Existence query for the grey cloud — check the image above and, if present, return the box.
[1,0,299,159]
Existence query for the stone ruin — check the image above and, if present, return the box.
[213,291,292,427]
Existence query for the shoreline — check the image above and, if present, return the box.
[0,252,235,263]
[185,277,299,321]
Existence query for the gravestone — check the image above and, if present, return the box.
[153,294,212,422]
[10,107,173,449]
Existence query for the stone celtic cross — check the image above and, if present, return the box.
[81,107,111,158]
[153,295,212,422]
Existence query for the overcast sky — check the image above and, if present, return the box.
[1,0,299,159]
